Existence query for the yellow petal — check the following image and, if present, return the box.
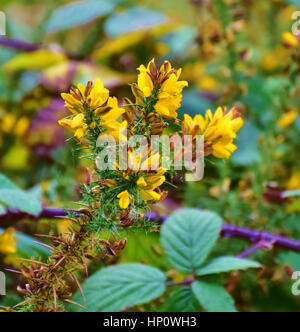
[183,114,193,132]
[117,190,132,209]
[140,189,161,201]
[74,127,86,139]
[71,113,85,128]
[137,177,147,187]
[137,71,153,97]
[89,78,109,110]
[58,118,73,129]
[105,179,117,188]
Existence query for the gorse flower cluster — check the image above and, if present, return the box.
[135,59,188,119]
[182,107,244,159]
[58,80,126,141]
[58,59,243,231]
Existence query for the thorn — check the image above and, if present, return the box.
[53,256,66,269]
[19,258,47,266]
[5,268,22,274]
[17,285,27,296]
[55,216,80,223]
[77,208,92,218]
[64,299,87,310]
[35,234,66,244]
[82,251,88,277]
[72,202,90,207]
[53,286,57,311]
[72,274,85,300]
[31,278,49,283]
[34,241,54,251]
[13,298,32,308]
[34,234,59,240]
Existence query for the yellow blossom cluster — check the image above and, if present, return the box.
[182,107,244,159]
[117,168,166,209]
[59,79,127,140]
[134,58,188,119]
[58,59,189,211]
[104,151,167,209]
[58,59,243,212]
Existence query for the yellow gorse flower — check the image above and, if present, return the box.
[183,107,244,159]
[136,59,188,119]
[59,79,126,141]
[58,113,87,140]
[155,71,188,119]
[137,168,166,201]
[97,97,127,141]
[137,63,154,98]
[117,190,132,209]
[61,79,109,114]
[0,228,17,255]
[110,149,166,209]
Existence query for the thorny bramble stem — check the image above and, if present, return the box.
[236,241,272,258]
[165,279,194,286]
[0,36,41,52]
[2,208,300,254]
[146,212,300,254]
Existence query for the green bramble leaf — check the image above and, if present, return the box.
[161,209,222,273]
[0,204,5,215]
[196,256,261,276]
[104,7,167,37]
[72,263,166,312]
[0,174,42,216]
[192,280,237,312]
[0,189,42,216]
[44,0,121,33]
[15,232,50,259]
[159,287,201,312]
[161,26,197,58]
[0,174,20,190]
